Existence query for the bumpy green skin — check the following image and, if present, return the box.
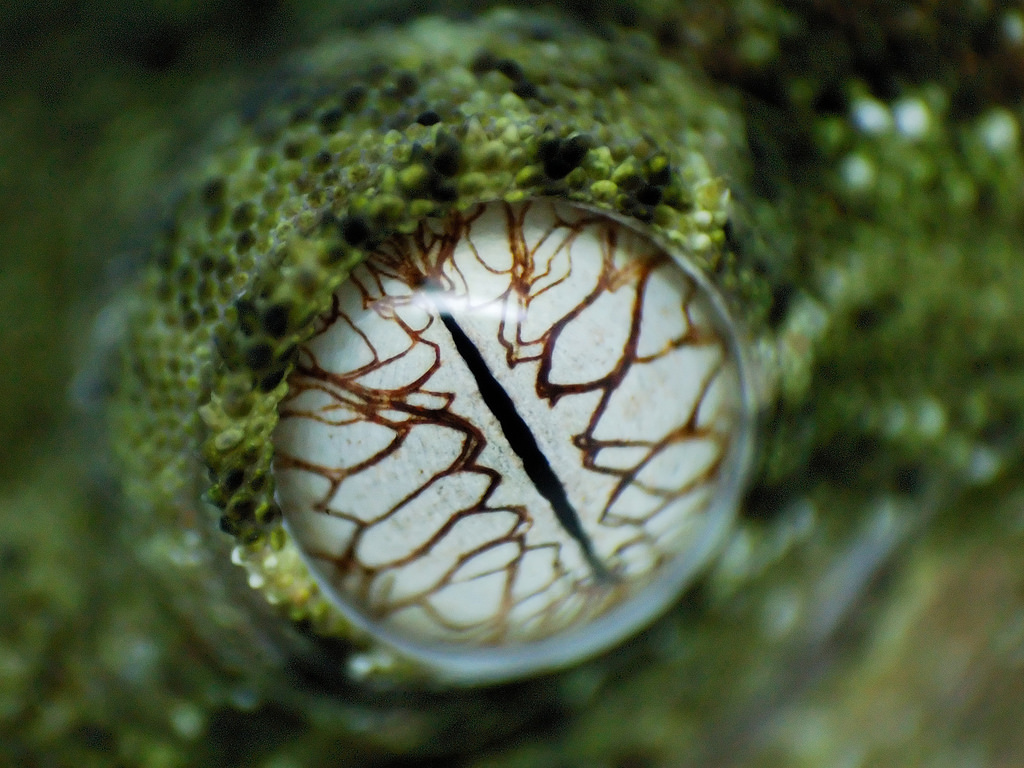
[109,10,767,683]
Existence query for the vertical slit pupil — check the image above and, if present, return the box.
[437,308,611,581]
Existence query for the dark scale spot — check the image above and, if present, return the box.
[340,215,371,246]
[235,300,260,336]
[539,134,592,180]
[494,58,526,82]
[231,203,255,230]
[512,81,539,100]
[767,283,794,328]
[219,515,240,535]
[310,150,332,172]
[619,195,654,223]
[616,173,645,193]
[182,310,200,331]
[633,205,655,223]
[341,84,368,111]
[563,134,592,164]
[655,20,681,51]
[431,132,462,177]
[223,468,246,493]
[235,230,255,253]
[636,184,663,206]
[201,178,226,207]
[390,71,418,98]
[416,110,441,126]
[250,473,267,492]
[470,50,498,75]
[262,304,290,339]
[245,342,274,370]
[647,162,672,186]
[318,107,344,133]
[539,139,559,161]
[197,254,215,274]
[259,369,286,392]
[290,106,312,125]
[283,141,303,160]
[228,498,256,521]
[429,176,459,202]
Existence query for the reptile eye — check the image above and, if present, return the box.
[272,200,752,680]
[103,9,763,688]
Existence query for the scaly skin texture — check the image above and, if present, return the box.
[2,2,1024,766]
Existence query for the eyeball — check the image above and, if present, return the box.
[272,200,752,681]
[104,9,763,690]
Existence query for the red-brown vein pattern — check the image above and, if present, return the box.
[272,201,742,646]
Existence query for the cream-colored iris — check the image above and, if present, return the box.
[272,200,751,681]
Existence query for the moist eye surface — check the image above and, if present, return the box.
[272,199,750,665]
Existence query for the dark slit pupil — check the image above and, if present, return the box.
[437,309,611,581]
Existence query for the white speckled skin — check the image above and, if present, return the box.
[272,200,750,674]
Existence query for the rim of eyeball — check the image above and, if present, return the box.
[278,200,759,685]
